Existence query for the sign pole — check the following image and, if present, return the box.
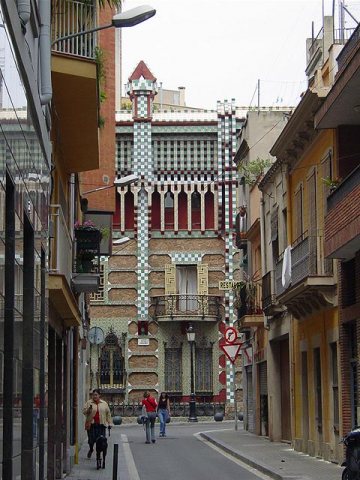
[233,363,238,431]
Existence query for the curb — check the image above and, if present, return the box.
[199,432,292,480]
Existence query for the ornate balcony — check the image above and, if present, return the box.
[276,233,336,319]
[152,295,222,322]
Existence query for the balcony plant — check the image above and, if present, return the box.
[322,176,341,193]
[74,220,102,272]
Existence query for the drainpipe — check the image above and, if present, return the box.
[39,0,52,105]
[17,0,30,28]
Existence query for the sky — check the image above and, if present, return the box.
[121,0,360,110]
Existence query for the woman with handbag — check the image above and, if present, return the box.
[141,390,158,444]
[157,392,171,437]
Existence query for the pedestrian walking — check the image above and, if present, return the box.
[83,388,112,458]
[157,392,171,437]
[142,390,158,444]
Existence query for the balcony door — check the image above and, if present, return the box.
[176,265,197,311]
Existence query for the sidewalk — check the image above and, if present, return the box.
[66,427,135,480]
[200,426,344,480]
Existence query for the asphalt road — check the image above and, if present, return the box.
[120,422,271,480]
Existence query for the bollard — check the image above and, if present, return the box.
[112,444,119,480]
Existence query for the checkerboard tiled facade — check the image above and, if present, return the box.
[91,62,245,410]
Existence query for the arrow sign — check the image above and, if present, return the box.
[220,343,242,364]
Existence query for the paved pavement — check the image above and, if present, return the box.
[66,421,345,480]
[200,426,344,480]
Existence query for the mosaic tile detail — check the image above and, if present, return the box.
[170,252,202,264]
[137,187,149,319]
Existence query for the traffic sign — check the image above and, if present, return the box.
[220,343,242,364]
[224,326,237,344]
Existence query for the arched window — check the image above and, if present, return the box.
[164,191,174,230]
[191,191,201,209]
[124,190,134,230]
[191,191,201,229]
[164,191,174,208]
[205,190,214,229]
[178,190,188,230]
[151,190,161,229]
[100,332,124,387]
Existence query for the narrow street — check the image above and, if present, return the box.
[69,422,271,480]
[123,423,268,480]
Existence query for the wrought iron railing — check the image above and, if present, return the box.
[51,0,97,59]
[236,282,263,319]
[275,233,331,296]
[152,295,221,319]
[262,270,276,312]
[108,402,225,418]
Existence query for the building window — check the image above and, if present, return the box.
[176,265,198,311]
[100,332,124,387]
[330,342,339,432]
[164,191,174,230]
[138,321,148,336]
[165,347,182,393]
[314,347,322,433]
[342,259,356,307]
[195,347,213,393]
[294,185,303,241]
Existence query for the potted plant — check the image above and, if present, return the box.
[74,220,102,272]
[322,176,341,193]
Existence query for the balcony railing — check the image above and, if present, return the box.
[275,233,332,297]
[152,295,221,320]
[52,0,97,59]
[236,282,263,319]
[262,270,277,313]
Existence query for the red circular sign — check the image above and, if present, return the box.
[224,327,237,344]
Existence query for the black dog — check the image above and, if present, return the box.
[95,435,108,470]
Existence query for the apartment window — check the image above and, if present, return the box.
[330,342,339,431]
[195,347,213,393]
[271,207,279,261]
[294,185,303,240]
[176,265,198,311]
[165,348,182,393]
[314,347,322,432]
[100,333,124,386]
[342,259,356,307]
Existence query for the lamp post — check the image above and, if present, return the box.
[186,323,198,422]
[51,5,156,46]
[81,174,139,195]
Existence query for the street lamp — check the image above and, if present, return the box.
[186,323,198,422]
[81,175,139,195]
[51,5,156,46]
